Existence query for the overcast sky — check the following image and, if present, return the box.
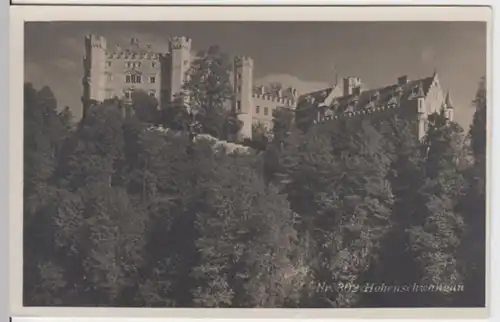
[24,21,486,130]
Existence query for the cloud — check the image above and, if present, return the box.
[255,73,330,96]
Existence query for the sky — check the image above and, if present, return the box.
[24,21,486,130]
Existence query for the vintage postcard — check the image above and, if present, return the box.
[9,4,492,320]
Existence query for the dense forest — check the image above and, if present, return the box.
[23,45,487,308]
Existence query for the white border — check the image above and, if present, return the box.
[9,3,495,320]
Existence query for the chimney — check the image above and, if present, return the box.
[397,75,409,85]
[343,76,363,96]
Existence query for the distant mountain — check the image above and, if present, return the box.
[254,73,331,97]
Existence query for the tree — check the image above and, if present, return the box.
[273,119,394,307]
[189,142,304,307]
[182,45,241,140]
[407,111,466,306]
[49,101,149,305]
[159,95,191,132]
[23,83,72,305]
[271,106,295,145]
[456,77,487,306]
[242,121,270,151]
[359,116,426,307]
[131,90,160,124]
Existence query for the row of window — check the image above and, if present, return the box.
[235,101,270,116]
[106,61,158,68]
[255,105,269,116]
[125,75,156,84]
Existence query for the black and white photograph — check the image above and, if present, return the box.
[19,8,489,312]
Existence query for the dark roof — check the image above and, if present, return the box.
[297,75,435,117]
[297,87,335,104]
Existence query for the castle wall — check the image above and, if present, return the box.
[251,96,295,129]
[104,51,162,105]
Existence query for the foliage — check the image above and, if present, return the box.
[176,45,242,140]
[455,78,487,306]
[23,73,486,308]
[407,112,466,306]
[270,120,394,307]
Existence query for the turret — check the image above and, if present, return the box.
[415,81,427,140]
[444,90,454,121]
[82,34,107,115]
[233,55,254,140]
[169,36,192,102]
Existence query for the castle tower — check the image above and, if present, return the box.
[415,81,427,140]
[169,36,192,102]
[82,34,107,114]
[233,55,254,140]
[444,90,455,121]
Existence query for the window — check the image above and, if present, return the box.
[135,62,142,68]
[126,62,131,68]
[264,107,269,116]
[127,74,143,84]
[237,73,242,80]
[149,76,156,84]
[152,62,156,68]
[128,75,142,84]
[125,91,131,99]
[236,101,241,112]
[106,73,113,81]
[106,61,112,67]
[255,106,260,114]
[149,90,156,97]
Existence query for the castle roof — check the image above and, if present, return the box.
[297,74,436,117]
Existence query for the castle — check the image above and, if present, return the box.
[295,73,455,140]
[82,34,454,141]
[81,34,300,140]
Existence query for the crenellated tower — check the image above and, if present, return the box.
[169,36,192,102]
[82,34,107,114]
[233,55,254,140]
